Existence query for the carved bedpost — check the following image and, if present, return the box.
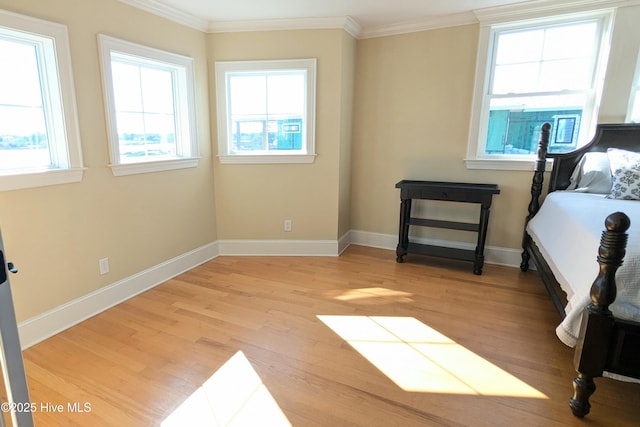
[520,122,551,271]
[569,212,630,418]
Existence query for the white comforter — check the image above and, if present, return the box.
[526,191,640,347]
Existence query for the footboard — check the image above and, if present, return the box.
[520,122,640,417]
[570,212,632,417]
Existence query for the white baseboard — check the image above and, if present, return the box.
[349,229,523,268]
[18,231,523,350]
[18,242,219,349]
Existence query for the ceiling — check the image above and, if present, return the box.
[121,0,541,37]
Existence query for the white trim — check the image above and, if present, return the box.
[360,12,477,39]
[18,242,218,349]
[473,0,640,24]
[464,158,554,171]
[217,154,316,164]
[117,0,210,31]
[110,157,199,176]
[119,0,640,40]
[218,239,339,256]
[0,168,85,191]
[209,16,362,38]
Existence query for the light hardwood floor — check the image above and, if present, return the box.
[12,246,640,426]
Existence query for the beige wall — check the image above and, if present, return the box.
[350,8,640,250]
[0,0,216,321]
[208,29,355,241]
[351,26,537,249]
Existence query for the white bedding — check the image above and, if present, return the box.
[526,191,640,347]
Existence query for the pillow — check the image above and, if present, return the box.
[567,152,612,193]
[606,148,640,200]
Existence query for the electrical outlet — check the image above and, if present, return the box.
[284,219,292,232]
[99,257,109,275]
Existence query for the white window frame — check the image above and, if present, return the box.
[627,50,640,123]
[466,7,614,171]
[0,9,84,191]
[98,34,198,176]
[215,59,317,164]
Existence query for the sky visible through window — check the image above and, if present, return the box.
[0,38,50,169]
[110,57,177,161]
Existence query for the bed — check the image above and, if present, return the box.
[520,122,640,417]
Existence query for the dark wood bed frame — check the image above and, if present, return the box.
[520,122,640,418]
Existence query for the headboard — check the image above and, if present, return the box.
[547,123,640,192]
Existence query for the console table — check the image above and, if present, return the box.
[395,180,500,275]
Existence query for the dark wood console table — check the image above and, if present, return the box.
[395,180,500,275]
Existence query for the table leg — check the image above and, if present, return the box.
[474,203,491,275]
[396,198,411,262]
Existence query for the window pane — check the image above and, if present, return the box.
[267,73,304,116]
[229,75,266,116]
[111,61,143,112]
[0,40,42,106]
[539,58,591,91]
[0,38,52,171]
[492,20,599,95]
[215,58,316,163]
[111,57,179,163]
[140,67,174,114]
[481,16,607,159]
[542,23,597,60]
[495,29,543,65]
[486,93,586,154]
[492,63,539,94]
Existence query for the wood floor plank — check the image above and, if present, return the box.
[19,245,640,426]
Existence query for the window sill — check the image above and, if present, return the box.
[0,167,85,192]
[218,154,317,164]
[465,157,554,171]
[110,157,199,176]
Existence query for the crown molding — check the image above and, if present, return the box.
[119,0,640,39]
[118,0,209,31]
[359,12,477,39]
[208,15,362,38]
[473,0,640,24]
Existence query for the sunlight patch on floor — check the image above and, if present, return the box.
[317,315,547,398]
[162,351,291,427]
[324,287,414,304]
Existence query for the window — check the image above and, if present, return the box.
[467,10,613,170]
[215,59,316,164]
[98,35,198,176]
[0,10,83,191]
[628,52,640,123]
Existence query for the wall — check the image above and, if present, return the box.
[350,6,640,253]
[208,29,355,242]
[351,25,536,251]
[0,0,216,322]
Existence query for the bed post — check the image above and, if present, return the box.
[520,122,551,271]
[569,212,630,418]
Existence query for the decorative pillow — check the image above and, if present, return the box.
[567,152,612,193]
[606,148,640,200]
